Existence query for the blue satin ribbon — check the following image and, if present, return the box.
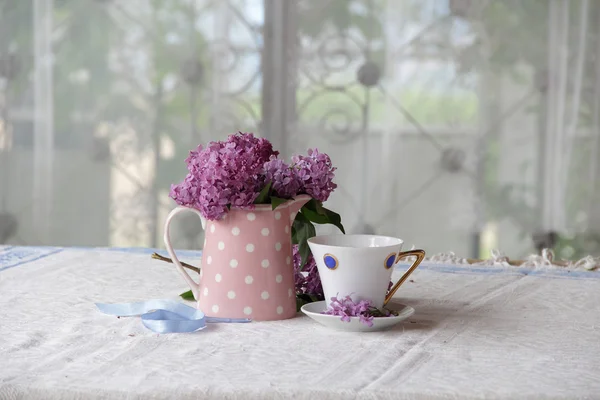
[95,299,251,333]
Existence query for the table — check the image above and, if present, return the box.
[1,246,599,399]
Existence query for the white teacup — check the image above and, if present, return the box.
[307,234,425,309]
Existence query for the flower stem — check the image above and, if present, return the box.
[151,252,201,274]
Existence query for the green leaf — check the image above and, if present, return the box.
[295,293,323,312]
[254,181,272,204]
[292,213,316,244]
[179,290,195,301]
[300,200,345,234]
[302,198,323,213]
[321,206,345,234]
[312,199,327,215]
[296,297,305,312]
[300,206,329,224]
[271,196,288,210]
[292,213,316,268]
[297,240,312,270]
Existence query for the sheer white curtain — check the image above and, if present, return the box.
[1,0,599,260]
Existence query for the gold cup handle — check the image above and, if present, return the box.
[384,249,426,306]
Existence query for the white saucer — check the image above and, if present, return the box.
[300,301,415,332]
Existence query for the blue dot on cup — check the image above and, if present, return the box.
[323,254,338,270]
[385,253,396,269]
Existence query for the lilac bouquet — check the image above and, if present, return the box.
[170,132,345,306]
[170,132,339,223]
[170,133,279,220]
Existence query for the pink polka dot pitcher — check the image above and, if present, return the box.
[163,195,310,321]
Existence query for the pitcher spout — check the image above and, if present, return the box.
[289,194,311,219]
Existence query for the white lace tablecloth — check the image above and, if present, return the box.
[1,246,599,400]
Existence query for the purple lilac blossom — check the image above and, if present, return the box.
[169,132,277,220]
[292,148,337,202]
[322,295,375,327]
[170,133,339,220]
[292,244,323,297]
[263,156,302,199]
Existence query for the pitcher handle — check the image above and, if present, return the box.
[163,206,204,300]
[384,249,426,306]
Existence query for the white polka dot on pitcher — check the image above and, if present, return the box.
[288,288,293,297]
[231,227,240,236]
[218,241,225,250]
[244,306,252,315]
[286,256,291,265]
[284,225,289,233]
[230,259,238,268]
[276,306,283,315]
[261,291,269,300]
[210,224,215,233]
[275,274,282,283]
[246,243,255,252]
[204,287,209,296]
[247,213,256,221]
[275,242,282,251]
[212,305,219,313]
[227,290,236,299]
[275,211,281,220]
[245,275,253,284]
[261,228,269,236]
[215,274,222,282]
[261,259,270,268]
[207,256,212,264]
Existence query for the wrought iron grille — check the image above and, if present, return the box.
[1,0,600,260]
